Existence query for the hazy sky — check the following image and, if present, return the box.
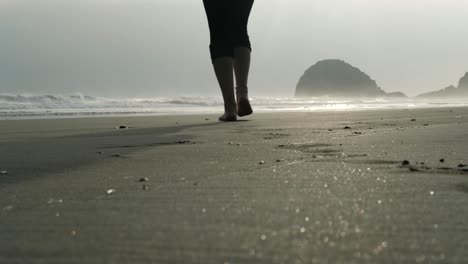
[1,0,468,97]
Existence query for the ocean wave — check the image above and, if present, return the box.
[0,94,224,110]
[1,93,467,119]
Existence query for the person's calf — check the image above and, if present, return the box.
[213,56,238,121]
[234,47,253,116]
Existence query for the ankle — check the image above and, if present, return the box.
[224,102,237,114]
[236,87,249,98]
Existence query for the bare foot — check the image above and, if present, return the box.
[237,96,253,117]
[218,112,237,122]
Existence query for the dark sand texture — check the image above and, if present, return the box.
[1,108,468,263]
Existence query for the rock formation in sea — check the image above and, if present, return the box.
[417,72,468,98]
[295,59,406,98]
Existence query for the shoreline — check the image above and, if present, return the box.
[1,103,468,120]
[2,97,468,121]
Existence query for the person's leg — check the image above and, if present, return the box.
[213,57,237,121]
[234,47,253,116]
[233,0,254,116]
[203,0,237,121]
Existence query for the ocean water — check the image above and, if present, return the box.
[1,93,467,120]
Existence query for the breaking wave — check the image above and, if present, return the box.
[1,93,467,119]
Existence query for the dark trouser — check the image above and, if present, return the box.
[203,0,254,61]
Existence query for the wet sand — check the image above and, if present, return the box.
[1,108,468,263]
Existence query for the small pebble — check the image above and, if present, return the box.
[402,160,410,166]
[353,132,363,135]
[328,129,333,131]
[259,161,265,165]
[458,164,467,168]
[178,140,190,144]
[112,154,122,158]
[117,125,128,129]
[423,123,429,126]
[0,170,8,175]
[138,177,149,182]
[344,126,352,129]
[410,118,416,121]
[47,198,63,204]
[439,159,445,163]
[106,189,116,195]
[96,151,104,154]
[409,166,419,172]
[205,118,210,121]
[3,205,13,211]
[142,185,149,190]
[275,159,282,162]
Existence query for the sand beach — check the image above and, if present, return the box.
[1,107,468,263]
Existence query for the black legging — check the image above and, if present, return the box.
[203,0,254,61]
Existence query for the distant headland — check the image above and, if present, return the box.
[417,72,468,98]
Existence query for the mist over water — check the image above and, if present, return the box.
[1,93,467,120]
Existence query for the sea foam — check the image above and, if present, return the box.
[1,93,467,119]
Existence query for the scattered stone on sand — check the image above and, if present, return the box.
[328,129,333,131]
[3,205,14,211]
[259,161,265,165]
[353,132,363,135]
[47,198,63,204]
[229,142,234,145]
[423,123,429,126]
[409,166,420,172]
[142,185,149,190]
[402,160,410,167]
[0,170,8,175]
[205,118,210,121]
[116,125,128,129]
[411,118,417,121]
[344,126,352,129]
[178,140,190,144]
[275,159,283,162]
[106,189,116,195]
[112,154,122,158]
[458,164,467,168]
[439,159,445,163]
[138,177,149,182]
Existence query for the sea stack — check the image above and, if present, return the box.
[295,59,388,97]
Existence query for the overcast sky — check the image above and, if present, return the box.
[1,0,468,97]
